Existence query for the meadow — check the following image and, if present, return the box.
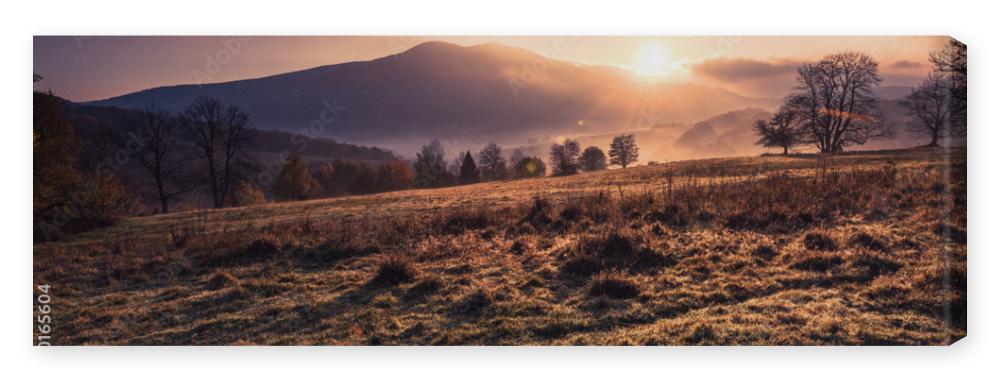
[33,147,966,345]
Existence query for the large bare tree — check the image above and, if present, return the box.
[785,52,893,153]
[901,72,952,147]
[123,105,189,213]
[930,38,967,136]
[179,97,256,208]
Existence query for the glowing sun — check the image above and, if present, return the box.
[633,43,670,77]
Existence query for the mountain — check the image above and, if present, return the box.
[87,41,777,156]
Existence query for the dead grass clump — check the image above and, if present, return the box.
[202,237,279,267]
[850,232,888,252]
[441,210,492,234]
[649,203,689,228]
[933,223,967,244]
[751,245,779,261]
[562,256,604,277]
[559,205,583,222]
[454,287,495,315]
[587,272,640,299]
[685,323,718,344]
[369,256,417,287]
[405,277,444,300]
[803,232,838,251]
[303,236,379,265]
[206,271,240,290]
[564,231,674,276]
[523,196,554,227]
[791,254,844,273]
[850,252,902,280]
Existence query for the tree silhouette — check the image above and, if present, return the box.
[783,52,892,153]
[608,134,639,168]
[901,72,953,147]
[930,38,967,136]
[550,139,581,176]
[413,139,451,187]
[513,156,547,178]
[580,146,607,171]
[478,142,507,180]
[123,105,189,213]
[753,107,804,155]
[178,97,256,208]
[459,151,478,184]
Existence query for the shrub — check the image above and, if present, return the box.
[370,256,417,286]
[588,272,640,299]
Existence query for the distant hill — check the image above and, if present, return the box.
[60,98,398,164]
[86,41,777,155]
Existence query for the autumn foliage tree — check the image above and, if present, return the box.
[376,160,415,191]
[273,154,320,201]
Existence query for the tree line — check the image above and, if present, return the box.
[753,39,967,153]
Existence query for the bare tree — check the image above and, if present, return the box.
[549,139,581,176]
[608,134,639,168]
[753,107,804,155]
[930,38,967,136]
[179,97,256,208]
[901,72,953,147]
[785,52,893,153]
[123,105,190,213]
[478,142,507,181]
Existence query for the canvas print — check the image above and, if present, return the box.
[32,36,966,345]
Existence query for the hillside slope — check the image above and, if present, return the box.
[34,148,966,345]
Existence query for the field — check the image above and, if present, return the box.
[33,147,967,345]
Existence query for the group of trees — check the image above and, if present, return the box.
[754,39,967,154]
[550,134,639,176]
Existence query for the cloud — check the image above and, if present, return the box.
[889,59,924,69]
[691,58,803,83]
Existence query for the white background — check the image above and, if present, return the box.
[2,0,996,380]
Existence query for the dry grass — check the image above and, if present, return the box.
[33,147,966,345]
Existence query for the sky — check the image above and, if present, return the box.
[33,36,950,102]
